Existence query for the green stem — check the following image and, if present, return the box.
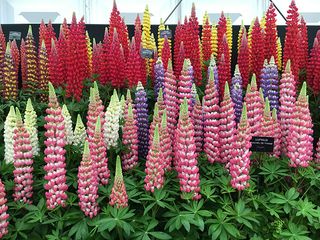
[117,227,123,240]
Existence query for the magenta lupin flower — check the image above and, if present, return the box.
[122,103,139,171]
[203,68,220,163]
[160,110,173,171]
[90,116,110,185]
[163,60,178,142]
[78,141,99,218]
[244,74,263,136]
[44,82,68,209]
[109,156,128,208]
[0,179,9,238]
[192,94,204,155]
[279,60,296,155]
[178,59,193,113]
[86,83,105,141]
[175,98,201,200]
[219,82,237,164]
[288,82,313,168]
[229,104,252,190]
[13,108,34,204]
[272,109,281,158]
[144,124,165,192]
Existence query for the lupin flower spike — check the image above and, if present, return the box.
[73,114,87,148]
[4,106,16,163]
[24,98,39,156]
[62,104,73,145]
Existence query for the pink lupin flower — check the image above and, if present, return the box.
[0,179,9,238]
[124,89,136,119]
[192,94,204,156]
[156,88,166,120]
[160,110,173,171]
[219,82,237,164]
[90,116,110,185]
[287,82,313,168]
[315,139,320,166]
[175,98,201,200]
[178,59,193,113]
[244,74,263,136]
[78,141,99,218]
[230,104,252,190]
[203,68,220,163]
[144,124,165,192]
[164,60,178,142]
[13,108,34,204]
[109,156,128,208]
[272,108,282,158]
[149,103,161,146]
[86,83,105,141]
[122,103,139,171]
[279,60,296,155]
[44,82,68,209]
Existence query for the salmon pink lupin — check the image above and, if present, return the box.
[175,98,201,200]
[13,108,34,204]
[78,141,99,218]
[109,156,128,208]
[287,82,313,167]
[43,83,68,209]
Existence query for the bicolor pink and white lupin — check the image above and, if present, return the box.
[203,68,220,163]
[260,98,274,138]
[90,116,110,185]
[0,179,9,239]
[175,98,201,200]
[244,74,263,136]
[86,84,105,142]
[219,83,237,164]
[77,141,99,218]
[144,124,165,192]
[287,82,313,168]
[229,104,252,190]
[178,59,193,113]
[160,110,172,171]
[279,60,296,155]
[122,103,139,171]
[13,108,34,204]
[272,108,282,158]
[109,156,128,208]
[163,59,178,142]
[192,94,204,155]
[43,82,68,209]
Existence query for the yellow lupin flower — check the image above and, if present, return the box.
[277,37,282,70]
[142,4,151,49]
[226,16,233,57]
[211,22,218,58]
[248,18,255,50]
[260,13,266,30]
[86,31,92,76]
[157,18,165,56]
[166,26,172,49]
[237,21,245,53]
[203,11,209,25]
[3,42,17,101]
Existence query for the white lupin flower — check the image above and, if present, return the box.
[24,98,39,156]
[62,104,73,145]
[4,106,16,163]
[104,93,120,149]
[73,114,86,148]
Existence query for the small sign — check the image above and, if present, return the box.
[9,31,21,41]
[140,48,154,59]
[250,137,274,153]
[160,29,172,39]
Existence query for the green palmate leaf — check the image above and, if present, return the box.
[259,162,289,182]
[68,219,89,240]
[295,198,319,223]
[270,188,299,214]
[149,231,172,239]
[279,222,311,240]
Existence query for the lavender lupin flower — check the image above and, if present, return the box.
[135,81,149,158]
[231,65,243,123]
[207,55,219,93]
[191,83,197,108]
[154,58,165,100]
[260,57,279,111]
[186,59,194,84]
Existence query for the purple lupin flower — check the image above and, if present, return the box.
[191,83,197,108]
[260,56,279,111]
[135,81,150,158]
[187,59,194,84]
[154,58,165,100]
[207,55,219,93]
[231,65,243,123]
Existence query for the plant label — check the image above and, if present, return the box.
[250,137,274,153]
[141,48,154,59]
[160,29,172,39]
[9,31,21,41]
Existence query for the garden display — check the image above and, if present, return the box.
[0,0,320,239]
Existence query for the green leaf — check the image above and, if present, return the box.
[149,231,172,239]
[280,222,311,240]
